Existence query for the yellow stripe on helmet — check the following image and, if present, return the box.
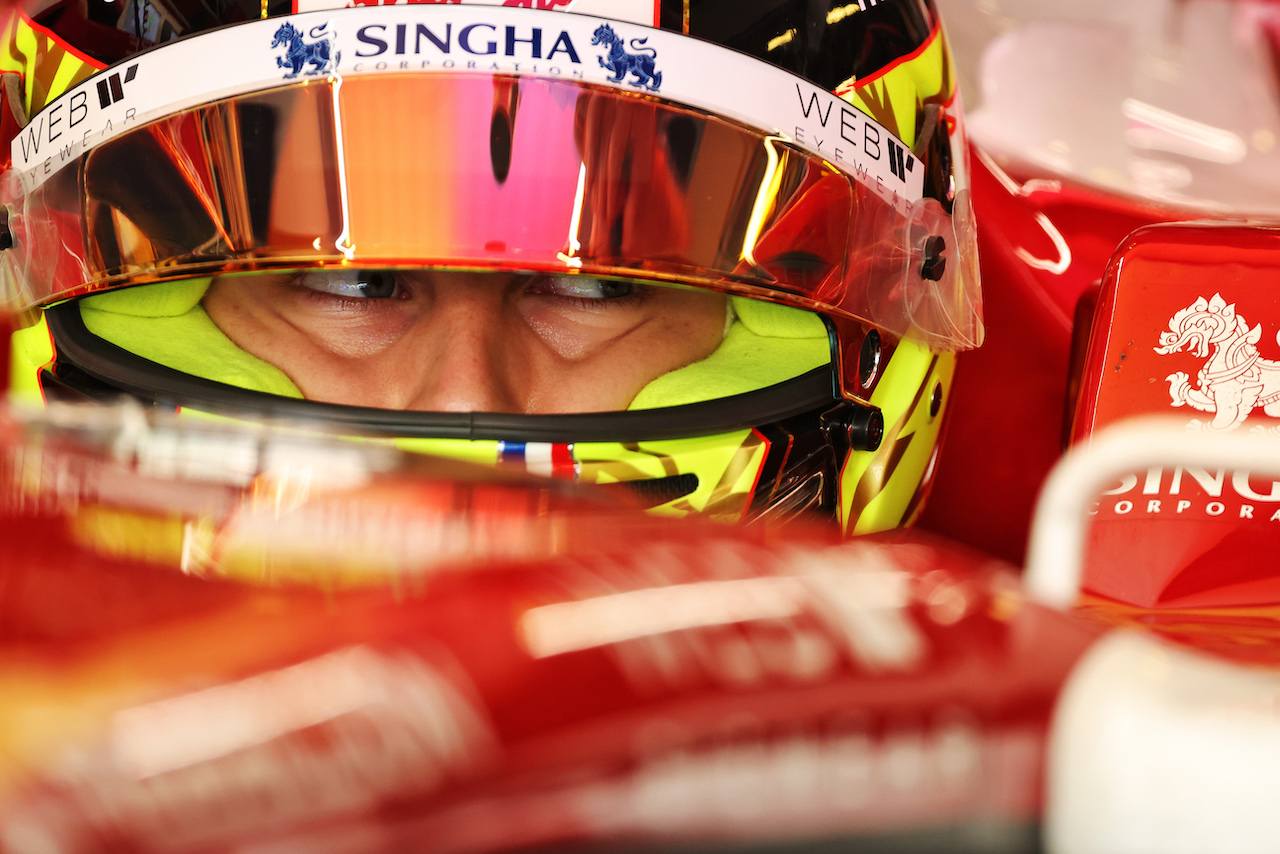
[579,432,768,521]
[1,10,105,118]
[396,431,769,523]
[840,341,956,534]
[8,312,52,407]
[834,22,954,149]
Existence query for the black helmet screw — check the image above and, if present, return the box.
[920,235,947,282]
[846,405,884,452]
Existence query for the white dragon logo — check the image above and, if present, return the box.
[1155,293,1280,433]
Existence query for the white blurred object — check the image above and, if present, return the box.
[1047,630,1280,854]
[938,0,1280,215]
[1021,415,1280,851]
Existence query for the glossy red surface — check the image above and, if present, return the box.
[0,504,1099,852]
[1076,595,1280,667]
[919,150,1200,565]
[0,392,1105,852]
[1069,223,1280,608]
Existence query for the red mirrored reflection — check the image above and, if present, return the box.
[9,73,949,356]
[1072,224,1280,614]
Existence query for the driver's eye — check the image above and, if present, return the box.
[355,271,397,299]
[296,270,402,299]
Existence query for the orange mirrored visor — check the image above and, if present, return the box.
[7,73,978,348]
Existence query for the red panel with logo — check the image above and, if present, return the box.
[918,152,1200,566]
[1072,223,1280,607]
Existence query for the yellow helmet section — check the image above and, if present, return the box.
[9,312,51,407]
[0,9,105,118]
[834,19,955,149]
[396,431,769,523]
[577,432,767,521]
[842,341,955,534]
[394,437,503,469]
[12,303,947,536]
[827,16,963,533]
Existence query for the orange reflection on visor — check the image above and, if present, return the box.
[7,73,980,354]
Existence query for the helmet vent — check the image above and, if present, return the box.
[603,473,699,508]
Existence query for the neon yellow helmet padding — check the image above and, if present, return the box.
[79,280,303,400]
[79,283,830,410]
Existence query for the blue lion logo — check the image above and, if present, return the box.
[271,21,340,79]
[592,23,662,91]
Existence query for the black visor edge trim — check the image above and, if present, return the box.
[45,302,841,444]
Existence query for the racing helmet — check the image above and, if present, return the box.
[0,0,981,533]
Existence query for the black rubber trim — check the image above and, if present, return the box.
[599,473,700,508]
[46,302,839,443]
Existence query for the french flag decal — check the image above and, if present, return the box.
[498,442,578,480]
